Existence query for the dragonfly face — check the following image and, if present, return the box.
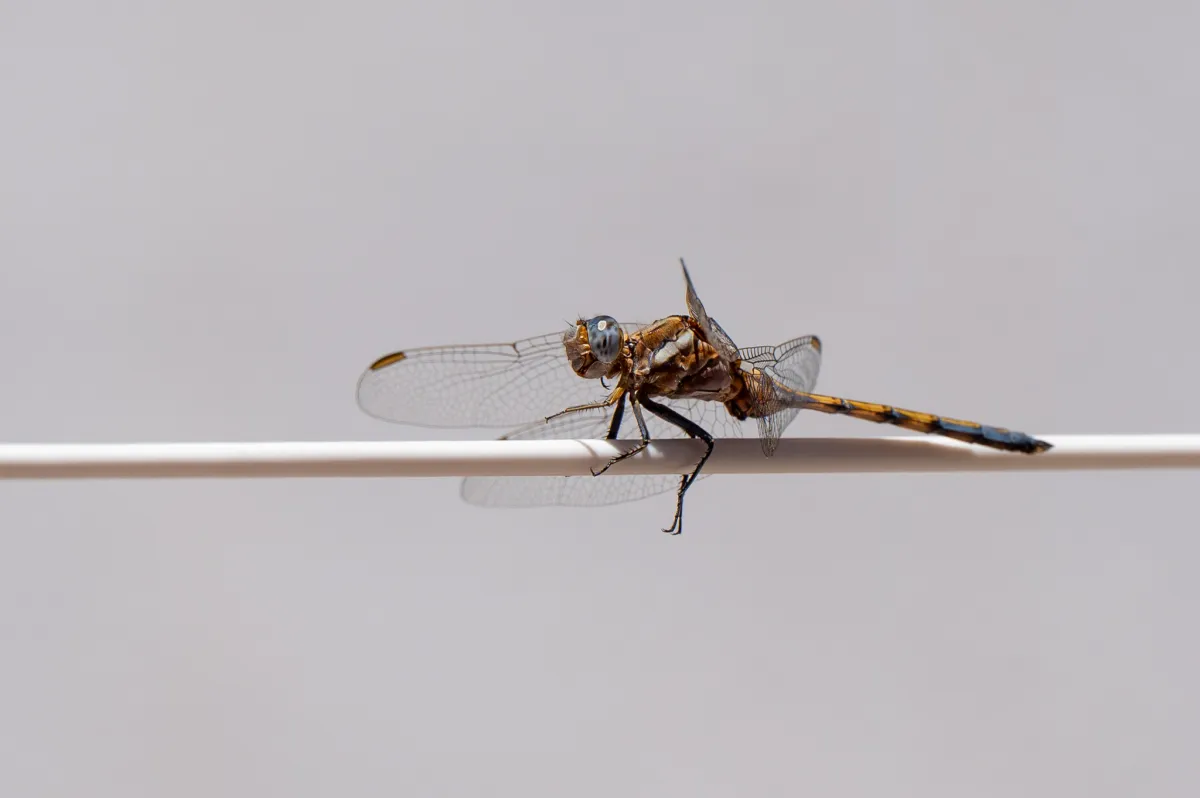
[563,315,627,380]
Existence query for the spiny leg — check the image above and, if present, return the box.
[545,386,625,423]
[604,392,626,440]
[639,396,715,536]
[591,396,652,477]
[587,392,629,476]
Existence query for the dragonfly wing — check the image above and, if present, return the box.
[739,335,822,393]
[737,335,823,455]
[680,260,740,361]
[460,395,753,508]
[461,404,687,507]
[358,326,640,429]
[661,396,760,440]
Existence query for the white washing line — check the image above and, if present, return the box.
[0,435,1196,480]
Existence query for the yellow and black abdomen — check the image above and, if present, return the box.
[795,393,1052,454]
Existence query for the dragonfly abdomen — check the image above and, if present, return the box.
[792,393,1051,454]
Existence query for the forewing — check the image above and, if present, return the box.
[680,260,740,360]
[358,325,638,429]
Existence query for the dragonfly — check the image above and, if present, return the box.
[357,260,1051,535]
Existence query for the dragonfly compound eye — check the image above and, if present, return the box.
[586,315,622,363]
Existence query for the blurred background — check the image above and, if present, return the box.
[2,2,1198,795]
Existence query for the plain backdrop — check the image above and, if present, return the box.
[2,2,1198,795]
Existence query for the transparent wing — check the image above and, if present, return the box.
[737,335,823,456]
[357,324,643,429]
[680,260,740,361]
[460,406,684,507]
[461,396,759,508]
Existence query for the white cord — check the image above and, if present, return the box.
[0,435,1195,479]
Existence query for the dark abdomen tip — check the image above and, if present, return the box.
[980,425,1052,454]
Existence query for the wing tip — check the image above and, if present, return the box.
[679,258,694,289]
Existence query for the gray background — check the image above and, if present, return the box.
[2,2,1198,795]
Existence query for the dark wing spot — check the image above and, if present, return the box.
[368,351,407,370]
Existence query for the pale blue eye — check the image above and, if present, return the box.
[586,315,622,363]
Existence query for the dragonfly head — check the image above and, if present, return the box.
[563,315,626,379]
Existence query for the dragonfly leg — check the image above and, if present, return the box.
[591,396,651,477]
[604,392,626,440]
[639,396,714,536]
[545,385,624,423]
